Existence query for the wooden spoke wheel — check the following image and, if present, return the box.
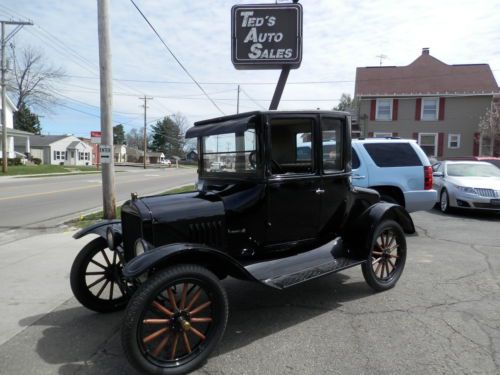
[362,220,407,292]
[70,237,129,313]
[122,264,228,375]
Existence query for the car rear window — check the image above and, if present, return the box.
[363,143,422,167]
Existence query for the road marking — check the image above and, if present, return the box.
[145,174,160,177]
[0,184,102,201]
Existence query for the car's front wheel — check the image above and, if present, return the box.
[440,189,450,213]
[122,264,228,375]
[362,220,407,292]
[70,237,129,313]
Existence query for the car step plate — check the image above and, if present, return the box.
[244,238,365,289]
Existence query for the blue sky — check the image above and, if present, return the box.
[1,0,499,138]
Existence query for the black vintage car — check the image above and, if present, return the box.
[70,110,414,375]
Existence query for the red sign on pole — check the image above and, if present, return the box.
[91,131,102,144]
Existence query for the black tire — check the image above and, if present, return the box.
[440,189,450,213]
[122,264,228,375]
[70,237,129,313]
[362,220,407,292]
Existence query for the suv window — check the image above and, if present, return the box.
[363,143,422,167]
[352,148,360,169]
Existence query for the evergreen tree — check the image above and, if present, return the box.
[150,116,185,156]
[113,124,125,145]
[14,104,42,134]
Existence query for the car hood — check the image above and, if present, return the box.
[447,176,500,190]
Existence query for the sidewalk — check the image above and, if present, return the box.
[0,229,92,346]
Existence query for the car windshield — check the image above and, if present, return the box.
[447,163,500,177]
[201,128,257,175]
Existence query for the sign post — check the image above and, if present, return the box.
[231,2,303,110]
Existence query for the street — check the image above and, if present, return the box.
[0,167,197,238]
[0,209,499,374]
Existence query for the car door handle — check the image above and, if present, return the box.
[315,188,325,194]
[352,174,366,179]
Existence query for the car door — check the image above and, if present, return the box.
[265,115,322,245]
[351,145,369,187]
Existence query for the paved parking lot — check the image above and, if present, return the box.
[0,209,499,375]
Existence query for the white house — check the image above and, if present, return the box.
[0,95,31,159]
[29,135,94,165]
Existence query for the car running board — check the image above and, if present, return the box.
[244,238,365,289]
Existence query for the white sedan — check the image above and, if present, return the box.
[432,161,500,212]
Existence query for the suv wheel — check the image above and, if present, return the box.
[440,189,450,213]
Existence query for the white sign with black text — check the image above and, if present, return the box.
[99,145,112,164]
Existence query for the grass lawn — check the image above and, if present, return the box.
[68,184,196,228]
[1,164,101,176]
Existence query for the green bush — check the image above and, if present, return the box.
[32,158,42,165]
[0,158,23,166]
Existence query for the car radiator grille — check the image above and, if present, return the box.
[474,188,499,198]
[121,210,143,260]
[188,220,224,247]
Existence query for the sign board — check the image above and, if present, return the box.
[231,3,303,70]
[99,144,112,164]
[91,131,102,144]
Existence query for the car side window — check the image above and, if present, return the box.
[352,148,360,169]
[321,118,343,173]
[269,118,314,175]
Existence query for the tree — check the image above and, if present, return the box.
[7,45,64,112]
[333,93,358,111]
[478,102,500,156]
[14,104,42,134]
[113,124,125,145]
[126,128,150,150]
[150,114,186,157]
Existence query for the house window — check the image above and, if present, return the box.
[376,99,392,121]
[54,151,65,160]
[448,134,461,149]
[421,98,439,121]
[374,132,393,138]
[418,133,438,156]
[85,152,90,160]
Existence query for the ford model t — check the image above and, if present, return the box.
[70,110,415,374]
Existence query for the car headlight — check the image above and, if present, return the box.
[134,238,149,256]
[106,227,122,250]
[456,185,477,195]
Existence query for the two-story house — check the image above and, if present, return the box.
[355,48,500,158]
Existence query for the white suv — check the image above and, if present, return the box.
[351,138,437,212]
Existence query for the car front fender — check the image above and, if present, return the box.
[72,220,122,240]
[344,202,415,257]
[122,242,257,282]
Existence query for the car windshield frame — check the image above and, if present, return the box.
[199,124,262,178]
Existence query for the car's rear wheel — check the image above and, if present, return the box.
[70,237,129,313]
[440,189,450,213]
[362,220,407,292]
[122,264,228,375]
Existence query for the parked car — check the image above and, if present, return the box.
[70,110,415,375]
[432,160,500,212]
[351,138,437,212]
[445,156,500,170]
[160,158,172,167]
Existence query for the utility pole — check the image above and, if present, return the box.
[1,19,33,174]
[140,95,153,169]
[97,0,116,219]
[236,84,240,114]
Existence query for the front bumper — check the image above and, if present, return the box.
[404,190,438,212]
[450,190,500,211]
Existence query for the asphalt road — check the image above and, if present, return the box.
[0,209,499,375]
[0,166,197,235]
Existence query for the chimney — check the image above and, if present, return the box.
[422,48,430,55]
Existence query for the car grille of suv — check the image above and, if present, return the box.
[188,220,224,247]
[474,188,499,198]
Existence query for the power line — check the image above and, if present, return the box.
[129,0,225,115]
